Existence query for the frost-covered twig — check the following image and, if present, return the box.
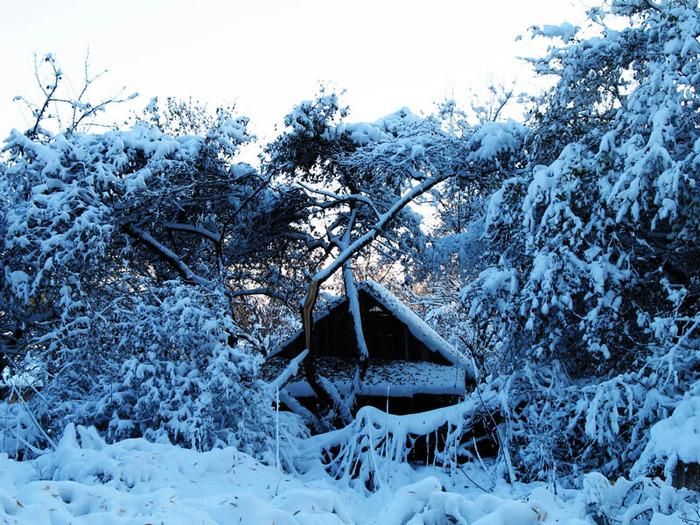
[8,385,57,451]
[297,182,381,220]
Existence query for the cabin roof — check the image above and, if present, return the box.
[270,281,474,379]
[264,356,468,397]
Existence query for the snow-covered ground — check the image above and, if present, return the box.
[1,424,697,524]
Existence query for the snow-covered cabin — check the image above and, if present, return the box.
[266,281,474,415]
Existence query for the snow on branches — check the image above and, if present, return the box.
[465,0,700,375]
[0,82,302,457]
[456,0,700,481]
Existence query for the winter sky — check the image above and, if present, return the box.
[1,0,591,140]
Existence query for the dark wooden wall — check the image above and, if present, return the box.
[277,290,450,365]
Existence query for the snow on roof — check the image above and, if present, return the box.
[264,357,468,398]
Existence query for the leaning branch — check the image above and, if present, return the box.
[163,222,221,243]
[314,173,449,284]
[269,349,309,391]
[123,223,209,287]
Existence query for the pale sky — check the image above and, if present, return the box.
[0,0,592,141]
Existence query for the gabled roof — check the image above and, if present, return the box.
[270,281,474,379]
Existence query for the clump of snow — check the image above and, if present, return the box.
[471,120,524,160]
[341,108,418,145]
[375,477,546,525]
[344,122,387,145]
[530,22,579,41]
[633,393,700,482]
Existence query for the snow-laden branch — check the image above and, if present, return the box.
[342,259,368,361]
[297,182,381,220]
[278,231,329,252]
[339,209,367,415]
[269,349,309,391]
[163,222,221,243]
[123,224,209,287]
[227,287,286,301]
[313,173,449,284]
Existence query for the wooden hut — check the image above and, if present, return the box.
[266,281,474,415]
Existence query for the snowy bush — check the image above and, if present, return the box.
[491,360,693,482]
[0,280,278,458]
[91,282,275,455]
[633,386,700,484]
[571,472,700,524]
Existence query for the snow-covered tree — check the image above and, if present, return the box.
[460,0,699,479]
[86,281,272,454]
[0,62,310,456]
